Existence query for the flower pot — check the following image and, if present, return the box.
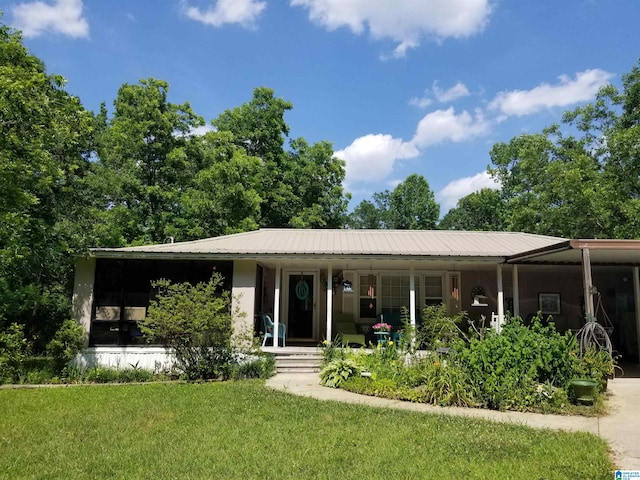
[569,379,598,405]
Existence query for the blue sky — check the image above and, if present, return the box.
[6,0,640,214]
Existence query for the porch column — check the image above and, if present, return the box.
[273,263,281,349]
[409,266,416,328]
[512,264,520,317]
[496,264,505,332]
[634,267,640,363]
[582,248,595,320]
[326,264,333,343]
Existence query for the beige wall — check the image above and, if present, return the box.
[231,260,257,344]
[72,257,96,336]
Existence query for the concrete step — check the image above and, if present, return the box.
[273,353,323,374]
[277,366,321,374]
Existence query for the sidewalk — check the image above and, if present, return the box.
[266,373,640,470]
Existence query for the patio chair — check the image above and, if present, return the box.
[334,313,365,347]
[261,313,286,347]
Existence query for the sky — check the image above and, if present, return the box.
[5,0,640,214]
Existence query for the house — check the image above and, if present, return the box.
[71,229,640,368]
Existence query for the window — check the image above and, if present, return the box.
[359,274,377,318]
[424,275,444,306]
[380,275,421,317]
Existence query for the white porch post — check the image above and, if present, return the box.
[496,264,505,332]
[512,264,520,317]
[582,248,595,320]
[634,267,640,363]
[409,266,416,328]
[326,264,333,343]
[273,263,281,349]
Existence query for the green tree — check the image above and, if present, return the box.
[439,188,506,231]
[177,131,264,238]
[489,60,640,239]
[95,78,204,245]
[388,174,439,229]
[348,174,439,230]
[213,87,349,228]
[348,200,384,229]
[0,21,94,348]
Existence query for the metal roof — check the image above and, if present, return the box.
[507,239,640,266]
[91,229,567,259]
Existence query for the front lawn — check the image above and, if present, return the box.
[0,381,612,479]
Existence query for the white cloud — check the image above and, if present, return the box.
[408,96,432,109]
[433,81,470,103]
[189,125,217,136]
[489,69,614,117]
[183,0,266,28]
[409,81,469,109]
[411,107,490,148]
[12,0,89,38]
[291,0,492,57]
[437,171,500,211]
[335,134,419,185]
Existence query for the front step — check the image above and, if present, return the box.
[273,353,323,374]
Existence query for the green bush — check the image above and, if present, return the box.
[83,366,154,383]
[0,323,30,383]
[140,274,234,380]
[453,315,578,410]
[46,319,86,375]
[574,346,616,392]
[320,358,362,388]
[232,354,275,380]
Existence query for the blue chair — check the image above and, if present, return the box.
[261,314,286,347]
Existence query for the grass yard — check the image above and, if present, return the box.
[0,381,612,479]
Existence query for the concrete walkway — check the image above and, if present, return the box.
[267,373,640,470]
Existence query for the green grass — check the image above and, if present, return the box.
[0,381,612,479]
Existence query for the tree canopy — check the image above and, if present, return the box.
[348,174,439,229]
[489,61,640,239]
[0,21,349,348]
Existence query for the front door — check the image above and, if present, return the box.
[287,273,316,340]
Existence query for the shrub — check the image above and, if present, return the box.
[416,304,467,349]
[0,323,30,383]
[46,319,86,375]
[83,366,154,383]
[232,354,275,380]
[140,273,234,380]
[574,346,617,392]
[453,315,578,410]
[320,358,362,388]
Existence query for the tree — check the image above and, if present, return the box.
[0,21,94,348]
[177,131,264,239]
[489,60,640,239]
[94,78,204,244]
[348,174,439,230]
[213,87,349,228]
[439,188,506,231]
[348,200,384,229]
[388,174,439,229]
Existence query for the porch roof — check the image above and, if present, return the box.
[507,239,640,266]
[90,229,566,261]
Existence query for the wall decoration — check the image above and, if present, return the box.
[539,292,561,315]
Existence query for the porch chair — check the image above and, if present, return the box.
[261,313,286,347]
[334,313,365,347]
